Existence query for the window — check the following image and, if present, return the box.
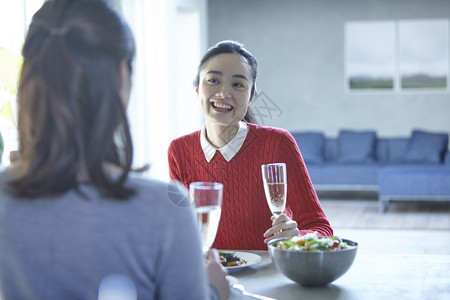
[121,1,204,181]
[345,19,449,93]
[0,0,44,164]
[0,1,205,180]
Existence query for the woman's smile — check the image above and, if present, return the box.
[211,100,233,111]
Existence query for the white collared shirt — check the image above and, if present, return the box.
[200,121,249,162]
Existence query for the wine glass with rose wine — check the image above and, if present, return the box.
[189,182,223,253]
[261,163,287,216]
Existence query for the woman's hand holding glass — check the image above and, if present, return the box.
[263,213,299,244]
[205,249,230,300]
[261,163,299,243]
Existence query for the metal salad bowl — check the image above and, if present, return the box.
[268,238,358,286]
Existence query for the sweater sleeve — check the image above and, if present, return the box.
[276,130,333,237]
[168,140,182,183]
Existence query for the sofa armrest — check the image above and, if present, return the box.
[445,151,450,166]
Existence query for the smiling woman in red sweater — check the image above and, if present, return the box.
[168,40,333,250]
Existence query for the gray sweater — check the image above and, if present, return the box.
[0,172,209,299]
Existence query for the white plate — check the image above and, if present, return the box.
[220,251,262,272]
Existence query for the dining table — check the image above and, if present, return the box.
[228,249,450,300]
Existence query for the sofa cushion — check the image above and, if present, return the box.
[337,130,377,164]
[377,138,410,164]
[291,132,325,164]
[378,166,450,196]
[324,139,338,161]
[308,163,381,186]
[403,130,448,164]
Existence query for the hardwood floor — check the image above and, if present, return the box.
[318,191,450,230]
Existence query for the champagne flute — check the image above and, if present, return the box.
[189,182,223,253]
[261,163,287,216]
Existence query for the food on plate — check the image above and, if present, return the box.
[272,232,354,252]
[219,252,247,267]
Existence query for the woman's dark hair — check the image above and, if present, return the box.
[10,0,136,199]
[194,40,258,124]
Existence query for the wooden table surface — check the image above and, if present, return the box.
[231,250,450,300]
[229,228,450,300]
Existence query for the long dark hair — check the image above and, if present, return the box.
[194,40,258,124]
[10,0,135,199]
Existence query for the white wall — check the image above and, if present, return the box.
[207,0,450,138]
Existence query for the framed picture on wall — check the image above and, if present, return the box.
[345,19,449,93]
[345,21,395,91]
[399,19,449,90]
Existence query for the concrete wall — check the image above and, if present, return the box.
[207,0,450,138]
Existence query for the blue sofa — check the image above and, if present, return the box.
[291,129,450,212]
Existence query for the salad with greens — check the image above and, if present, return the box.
[271,232,354,252]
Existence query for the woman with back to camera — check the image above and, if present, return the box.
[0,0,229,299]
[168,40,333,250]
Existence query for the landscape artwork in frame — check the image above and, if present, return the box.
[345,21,395,91]
[399,19,449,90]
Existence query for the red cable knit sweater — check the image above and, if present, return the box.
[168,123,333,250]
